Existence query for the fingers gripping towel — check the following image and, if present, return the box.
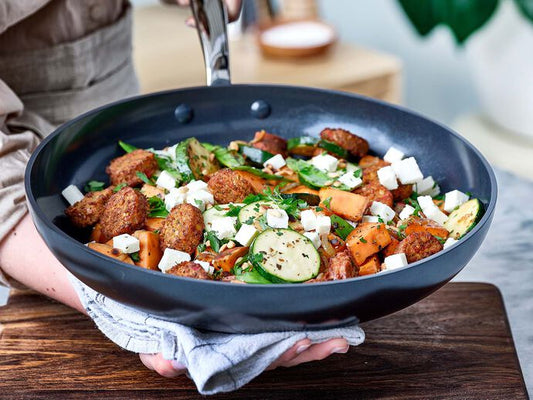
[69,275,365,395]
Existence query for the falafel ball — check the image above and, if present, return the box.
[65,188,113,228]
[160,203,204,254]
[100,187,148,238]
[105,149,158,187]
[207,168,255,204]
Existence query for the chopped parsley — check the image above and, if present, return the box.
[113,183,127,192]
[84,180,105,193]
[118,140,137,153]
[130,252,140,262]
[225,204,243,217]
[353,168,362,178]
[136,171,155,186]
[147,196,169,218]
[205,231,222,253]
[243,186,308,219]
[322,196,332,210]
[359,237,368,243]
[434,235,446,245]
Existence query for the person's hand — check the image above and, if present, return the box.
[175,0,243,24]
[139,337,350,378]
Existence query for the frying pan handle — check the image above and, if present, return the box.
[190,0,231,86]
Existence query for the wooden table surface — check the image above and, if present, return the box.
[0,283,527,399]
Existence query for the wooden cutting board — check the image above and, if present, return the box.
[0,283,527,399]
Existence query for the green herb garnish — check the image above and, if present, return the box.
[206,231,222,253]
[113,183,127,192]
[147,196,169,218]
[130,252,140,262]
[136,171,155,186]
[359,237,368,243]
[118,140,137,153]
[322,197,332,209]
[225,204,243,217]
[84,180,105,193]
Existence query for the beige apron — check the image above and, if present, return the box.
[0,5,139,133]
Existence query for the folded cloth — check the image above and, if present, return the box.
[69,274,365,395]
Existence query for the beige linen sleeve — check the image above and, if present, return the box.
[0,79,53,286]
[0,1,52,34]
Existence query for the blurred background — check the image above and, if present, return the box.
[131,0,533,179]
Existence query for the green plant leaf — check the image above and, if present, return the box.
[398,0,499,44]
[514,0,533,23]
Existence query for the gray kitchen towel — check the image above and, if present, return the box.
[69,274,365,395]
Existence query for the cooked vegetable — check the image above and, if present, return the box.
[238,201,274,227]
[233,166,288,181]
[234,170,267,193]
[213,246,249,272]
[145,217,164,232]
[238,144,274,166]
[282,185,319,197]
[358,255,381,276]
[203,143,245,168]
[175,138,220,182]
[318,140,348,158]
[319,187,368,222]
[444,198,483,239]
[132,230,162,270]
[88,242,134,265]
[280,192,320,206]
[330,214,355,240]
[404,217,449,240]
[286,158,351,191]
[287,136,318,156]
[346,223,392,265]
[250,229,320,283]
[203,204,239,232]
[90,223,107,243]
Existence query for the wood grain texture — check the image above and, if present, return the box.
[0,283,527,399]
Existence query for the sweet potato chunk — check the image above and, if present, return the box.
[382,236,400,258]
[234,170,267,194]
[87,242,134,265]
[133,230,162,270]
[145,217,164,232]
[346,223,391,265]
[318,187,368,222]
[283,185,319,196]
[405,217,449,240]
[90,223,108,243]
[212,247,249,272]
[357,255,381,276]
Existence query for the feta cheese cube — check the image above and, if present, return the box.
[377,166,399,190]
[384,253,408,270]
[165,187,187,211]
[112,234,140,254]
[263,154,286,170]
[195,260,214,275]
[234,224,258,246]
[383,146,404,163]
[345,163,361,175]
[186,189,214,212]
[417,195,448,226]
[399,204,416,220]
[300,209,317,231]
[210,217,237,240]
[391,157,424,184]
[61,184,84,206]
[415,176,439,196]
[369,201,396,223]
[311,153,338,173]
[303,231,321,249]
[155,170,177,190]
[316,215,331,234]
[338,172,363,189]
[158,248,191,272]
[186,180,208,192]
[443,237,458,249]
[362,215,380,223]
[444,190,469,213]
[266,208,289,229]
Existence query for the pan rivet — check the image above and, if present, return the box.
[175,104,193,124]
[250,100,271,119]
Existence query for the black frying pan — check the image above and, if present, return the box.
[24,0,497,333]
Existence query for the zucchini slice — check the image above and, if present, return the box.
[203,204,242,232]
[202,143,245,168]
[175,138,220,182]
[238,201,275,227]
[250,229,320,283]
[238,144,274,166]
[330,214,355,240]
[318,140,348,158]
[444,198,483,239]
[287,136,318,156]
